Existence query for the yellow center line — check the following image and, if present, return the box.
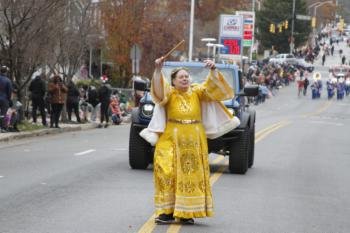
[137,214,156,233]
[302,100,332,118]
[255,121,291,143]
[255,121,288,138]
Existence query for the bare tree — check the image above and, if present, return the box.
[47,0,94,83]
[0,0,66,102]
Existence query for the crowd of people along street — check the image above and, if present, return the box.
[246,29,350,104]
[0,70,133,133]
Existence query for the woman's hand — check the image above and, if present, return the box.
[155,57,164,70]
[204,59,216,70]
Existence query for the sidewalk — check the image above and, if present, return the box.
[0,122,99,143]
[0,113,132,143]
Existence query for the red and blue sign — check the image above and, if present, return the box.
[220,38,242,55]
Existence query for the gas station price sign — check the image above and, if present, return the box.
[220,38,242,55]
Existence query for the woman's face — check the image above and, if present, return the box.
[172,69,190,91]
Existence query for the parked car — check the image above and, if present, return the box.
[269,53,298,65]
[295,58,314,72]
[129,61,259,174]
[329,65,350,79]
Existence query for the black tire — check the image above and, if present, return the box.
[129,124,151,169]
[248,124,255,168]
[229,127,250,174]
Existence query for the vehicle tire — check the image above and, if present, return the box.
[229,127,250,174]
[248,124,255,168]
[129,123,151,169]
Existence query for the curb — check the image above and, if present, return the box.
[0,123,99,143]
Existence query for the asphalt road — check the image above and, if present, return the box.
[1,43,350,233]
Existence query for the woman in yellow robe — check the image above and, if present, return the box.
[151,58,234,224]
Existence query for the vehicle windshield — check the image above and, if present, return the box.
[162,66,236,90]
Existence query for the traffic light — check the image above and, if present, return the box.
[278,24,283,33]
[339,18,344,31]
[284,20,288,29]
[270,23,275,33]
[311,17,316,28]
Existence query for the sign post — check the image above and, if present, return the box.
[130,44,142,75]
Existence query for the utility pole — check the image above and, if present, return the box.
[188,0,195,61]
[290,0,296,54]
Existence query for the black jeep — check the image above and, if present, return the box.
[129,61,258,174]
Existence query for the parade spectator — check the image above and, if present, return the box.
[29,75,47,126]
[98,75,111,128]
[48,75,67,128]
[4,101,20,132]
[341,55,346,65]
[66,81,81,123]
[322,53,326,66]
[110,95,122,125]
[297,78,304,97]
[0,66,12,132]
[87,85,99,122]
[331,45,334,56]
[79,85,89,122]
[303,77,309,96]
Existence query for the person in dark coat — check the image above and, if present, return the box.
[29,75,47,126]
[66,81,81,123]
[0,66,12,132]
[303,77,309,96]
[87,85,99,122]
[322,53,326,66]
[47,75,67,128]
[98,75,111,127]
[341,55,346,65]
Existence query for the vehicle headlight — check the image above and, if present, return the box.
[141,104,154,117]
[227,108,234,115]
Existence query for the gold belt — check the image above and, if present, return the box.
[168,119,201,124]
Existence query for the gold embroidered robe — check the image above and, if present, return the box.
[152,70,233,219]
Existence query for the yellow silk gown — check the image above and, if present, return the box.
[152,70,233,219]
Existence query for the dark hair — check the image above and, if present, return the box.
[170,67,189,86]
[0,66,8,74]
[52,75,62,83]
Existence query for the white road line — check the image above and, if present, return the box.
[74,149,96,156]
[0,176,4,178]
[310,121,343,126]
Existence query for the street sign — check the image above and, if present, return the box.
[296,14,311,21]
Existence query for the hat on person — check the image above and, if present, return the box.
[101,75,108,83]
